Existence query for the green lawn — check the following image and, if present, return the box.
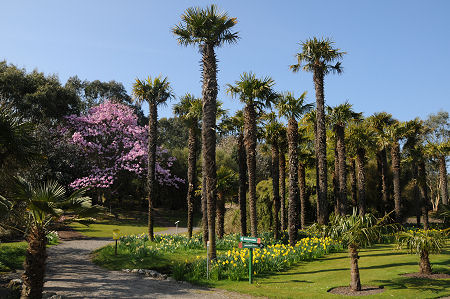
[208,244,450,299]
[0,242,27,273]
[69,222,165,238]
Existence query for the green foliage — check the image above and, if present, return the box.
[255,179,273,233]
[0,241,26,272]
[132,76,174,106]
[396,228,449,255]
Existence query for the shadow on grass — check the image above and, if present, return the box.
[376,276,450,293]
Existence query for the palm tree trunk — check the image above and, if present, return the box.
[298,162,306,229]
[336,125,347,215]
[418,160,429,230]
[349,244,362,291]
[244,104,258,237]
[201,174,208,246]
[333,146,340,216]
[201,43,218,259]
[412,164,421,225]
[356,148,366,216]
[280,152,287,231]
[391,140,401,222]
[439,155,448,205]
[378,149,389,214]
[287,118,300,245]
[21,226,47,299]
[216,193,225,239]
[349,158,357,210]
[313,69,328,224]
[147,101,157,241]
[187,125,198,239]
[238,133,247,236]
[272,142,280,240]
[419,249,432,274]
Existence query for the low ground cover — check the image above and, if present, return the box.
[0,241,27,273]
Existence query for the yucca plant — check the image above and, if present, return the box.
[0,177,98,299]
[396,228,449,275]
[309,209,397,291]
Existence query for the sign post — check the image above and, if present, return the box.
[238,236,264,284]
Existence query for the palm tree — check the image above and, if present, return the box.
[347,121,376,216]
[133,76,174,241]
[291,37,345,224]
[397,228,449,275]
[278,125,288,231]
[173,5,238,259]
[0,177,97,299]
[386,120,408,222]
[327,102,362,215]
[368,112,395,214]
[227,72,277,237]
[277,91,313,245]
[310,210,396,291]
[173,94,202,238]
[263,112,283,239]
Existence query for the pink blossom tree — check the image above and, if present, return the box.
[63,100,183,202]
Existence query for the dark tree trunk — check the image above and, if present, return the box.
[21,226,47,299]
[201,43,218,259]
[336,125,347,215]
[439,155,448,206]
[349,158,357,210]
[216,193,225,239]
[333,145,340,216]
[356,148,366,216]
[287,118,300,245]
[238,133,247,236]
[377,149,389,214]
[418,160,429,230]
[313,69,328,224]
[187,126,198,239]
[412,164,421,225]
[201,175,208,246]
[147,101,157,241]
[272,142,280,240]
[280,152,287,231]
[244,104,258,237]
[391,140,401,222]
[298,162,306,229]
[349,244,361,292]
[419,249,432,275]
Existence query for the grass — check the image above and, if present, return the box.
[0,241,27,273]
[69,222,165,238]
[207,244,450,299]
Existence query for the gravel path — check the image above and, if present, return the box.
[44,227,256,299]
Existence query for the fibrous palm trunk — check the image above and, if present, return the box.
[419,249,432,274]
[187,125,198,239]
[21,226,47,299]
[244,104,258,237]
[333,146,340,216]
[216,193,225,239]
[412,164,421,225]
[439,155,448,205]
[349,244,361,291]
[356,148,366,216]
[201,43,218,259]
[147,101,157,241]
[279,153,287,231]
[349,158,357,209]
[201,175,208,246]
[238,133,247,236]
[287,118,300,245]
[298,162,306,229]
[418,160,429,230]
[391,140,401,223]
[313,70,328,224]
[271,142,280,240]
[377,149,389,214]
[336,125,347,215]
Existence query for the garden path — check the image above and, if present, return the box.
[44,227,256,299]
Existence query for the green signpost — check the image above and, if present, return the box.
[239,236,264,284]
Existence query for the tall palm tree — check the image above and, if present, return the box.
[277,91,313,245]
[173,5,238,259]
[368,112,394,214]
[327,102,362,215]
[347,120,376,216]
[278,125,288,231]
[133,76,174,241]
[291,37,345,224]
[263,111,283,240]
[173,94,202,238]
[0,177,97,299]
[227,72,277,237]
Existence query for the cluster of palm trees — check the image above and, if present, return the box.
[129,5,448,261]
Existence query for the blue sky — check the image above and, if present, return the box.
[1,0,449,121]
